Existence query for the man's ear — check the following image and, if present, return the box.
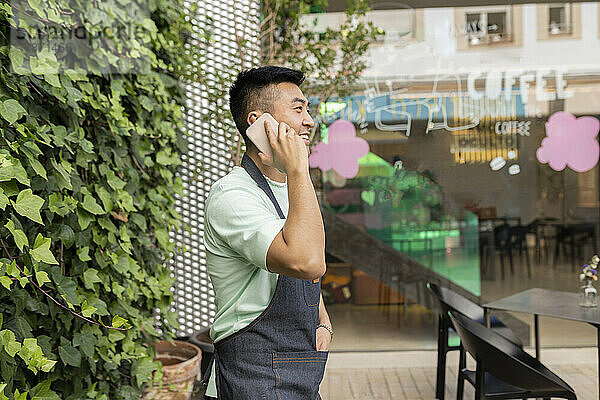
[247,111,262,127]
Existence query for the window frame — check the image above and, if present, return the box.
[537,3,581,41]
[456,5,522,50]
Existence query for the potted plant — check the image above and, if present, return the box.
[141,340,202,400]
[579,255,599,307]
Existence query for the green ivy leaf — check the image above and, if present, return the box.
[9,47,28,75]
[48,193,77,217]
[83,268,101,290]
[133,357,159,388]
[50,158,72,190]
[0,99,27,125]
[0,329,21,356]
[54,224,75,248]
[30,48,59,76]
[80,300,97,318]
[0,189,8,211]
[111,315,127,328]
[4,220,28,252]
[12,189,44,225]
[6,260,19,278]
[35,270,50,287]
[27,0,45,18]
[139,96,154,112]
[0,181,20,197]
[15,316,32,337]
[106,170,126,191]
[30,234,58,265]
[73,331,96,358]
[50,268,78,305]
[108,330,125,343]
[77,210,93,231]
[26,157,47,180]
[0,276,12,290]
[77,246,91,262]
[95,185,113,212]
[30,379,61,400]
[154,228,170,249]
[58,344,81,367]
[81,195,105,215]
[156,148,179,166]
[0,159,30,186]
[40,359,57,372]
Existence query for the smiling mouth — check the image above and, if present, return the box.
[299,132,310,141]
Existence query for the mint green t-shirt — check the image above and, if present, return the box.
[203,165,289,397]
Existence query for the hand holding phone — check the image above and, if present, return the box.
[247,113,308,174]
[246,113,279,159]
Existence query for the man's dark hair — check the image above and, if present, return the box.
[229,66,305,142]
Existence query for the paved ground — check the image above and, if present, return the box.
[320,348,598,399]
[189,347,598,399]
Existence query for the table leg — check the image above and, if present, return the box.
[534,314,540,360]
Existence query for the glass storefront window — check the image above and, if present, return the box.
[304,2,600,351]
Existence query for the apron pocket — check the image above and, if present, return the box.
[272,350,328,400]
[303,279,321,307]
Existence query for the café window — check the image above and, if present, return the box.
[367,9,417,44]
[549,3,572,35]
[465,8,511,45]
[456,6,521,50]
[537,3,581,40]
[299,8,423,45]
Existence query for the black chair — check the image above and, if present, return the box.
[493,223,513,280]
[554,223,596,270]
[427,283,522,400]
[478,222,514,280]
[449,310,577,400]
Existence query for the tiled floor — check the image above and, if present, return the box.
[320,348,599,399]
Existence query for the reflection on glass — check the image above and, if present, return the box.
[307,1,600,351]
[322,151,481,296]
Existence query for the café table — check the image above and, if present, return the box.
[483,288,600,399]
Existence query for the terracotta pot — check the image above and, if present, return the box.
[141,340,202,400]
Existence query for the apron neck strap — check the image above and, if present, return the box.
[241,154,285,220]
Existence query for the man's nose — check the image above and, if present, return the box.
[304,112,315,128]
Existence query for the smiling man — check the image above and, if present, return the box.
[203,66,332,399]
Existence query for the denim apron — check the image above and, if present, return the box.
[212,154,328,400]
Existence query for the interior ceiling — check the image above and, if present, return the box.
[326,0,591,12]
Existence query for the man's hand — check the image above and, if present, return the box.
[258,119,308,175]
[316,326,332,351]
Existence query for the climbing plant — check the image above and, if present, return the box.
[0,0,194,398]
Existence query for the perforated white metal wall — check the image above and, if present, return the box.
[172,0,260,336]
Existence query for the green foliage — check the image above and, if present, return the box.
[261,0,380,140]
[0,0,192,397]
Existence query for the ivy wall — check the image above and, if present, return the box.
[0,0,191,398]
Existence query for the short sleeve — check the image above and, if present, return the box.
[205,184,285,271]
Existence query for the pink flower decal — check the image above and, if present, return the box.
[309,120,369,179]
[536,111,600,172]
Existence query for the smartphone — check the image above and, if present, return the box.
[246,113,279,159]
